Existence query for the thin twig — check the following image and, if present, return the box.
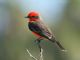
[40,48,43,60]
[26,48,44,60]
[26,49,38,60]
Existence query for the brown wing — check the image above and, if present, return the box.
[29,20,54,39]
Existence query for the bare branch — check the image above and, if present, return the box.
[26,48,44,60]
[26,49,38,60]
[40,48,43,60]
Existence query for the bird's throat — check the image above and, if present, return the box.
[29,18,39,22]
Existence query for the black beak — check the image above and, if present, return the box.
[25,16,29,18]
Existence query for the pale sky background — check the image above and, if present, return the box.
[16,0,68,22]
[0,0,68,32]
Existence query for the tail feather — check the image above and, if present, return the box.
[55,40,65,51]
[49,37,65,51]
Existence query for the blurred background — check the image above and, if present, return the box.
[0,0,80,60]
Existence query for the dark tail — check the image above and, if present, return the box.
[49,37,65,51]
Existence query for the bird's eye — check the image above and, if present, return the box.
[31,16,39,18]
[31,16,35,18]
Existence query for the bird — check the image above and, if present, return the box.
[25,11,65,52]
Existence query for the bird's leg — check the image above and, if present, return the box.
[35,37,42,52]
[37,40,41,52]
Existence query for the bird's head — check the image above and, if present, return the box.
[25,11,40,21]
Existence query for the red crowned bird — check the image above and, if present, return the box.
[25,11,65,52]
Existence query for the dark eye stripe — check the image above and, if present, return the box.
[31,16,39,18]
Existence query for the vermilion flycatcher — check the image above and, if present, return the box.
[25,11,65,52]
